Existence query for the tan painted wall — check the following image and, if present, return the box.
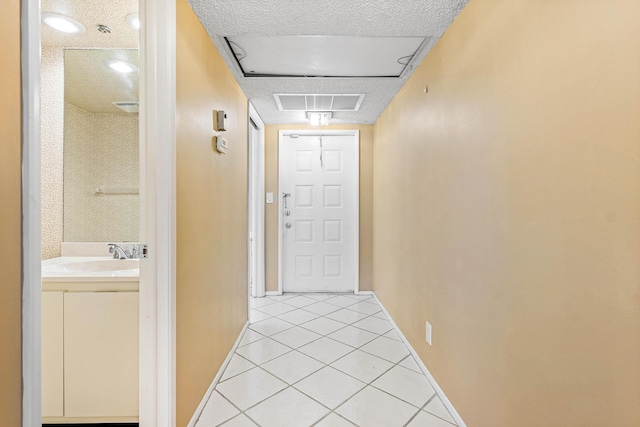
[264,124,374,293]
[372,0,640,426]
[0,0,22,424]
[176,0,249,424]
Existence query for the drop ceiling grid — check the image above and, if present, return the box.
[188,0,469,124]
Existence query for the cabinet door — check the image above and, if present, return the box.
[42,292,64,417]
[64,292,139,418]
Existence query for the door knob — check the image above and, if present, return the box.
[285,223,292,229]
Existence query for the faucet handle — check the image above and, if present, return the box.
[108,243,117,253]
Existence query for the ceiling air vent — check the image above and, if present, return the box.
[113,101,139,113]
[274,94,365,112]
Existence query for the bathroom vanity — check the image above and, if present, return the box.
[42,256,139,423]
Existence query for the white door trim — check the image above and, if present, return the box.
[20,0,177,424]
[21,0,42,424]
[277,130,360,295]
[139,0,177,424]
[248,103,266,298]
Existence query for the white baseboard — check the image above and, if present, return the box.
[265,291,281,296]
[186,321,250,427]
[355,290,373,296]
[371,293,467,427]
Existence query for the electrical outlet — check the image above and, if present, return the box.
[425,321,432,346]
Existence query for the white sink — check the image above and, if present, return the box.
[46,259,139,274]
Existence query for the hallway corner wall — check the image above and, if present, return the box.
[372,0,640,425]
[264,124,374,293]
[0,0,23,424]
[176,0,249,424]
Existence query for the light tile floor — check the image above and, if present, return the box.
[195,294,458,427]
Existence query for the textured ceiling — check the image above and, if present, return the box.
[188,0,468,124]
[41,0,138,48]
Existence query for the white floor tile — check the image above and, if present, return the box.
[219,414,258,426]
[360,336,410,363]
[407,410,457,427]
[351,316,393,335]
[249,309,271,323]
[372,365,436,408]
[383,329,403,342]
[305,293,336,301]
[238,329,266,347]
[424,396,457,425]
[300,317,346,336]
[220,354,255,381]
[327,325,379,348]
[325,309,370,325]
[302,301,343,316]
[235,338,291,365]
[346,301,381,315]
[277,308,320,325]
[246,387,330,427]
[261,350,323,385]
[399,355,423,373]
[294,366,365,409]
[270,326,322,349]
[267,293,298,300]
[249,297,276,309]
[298,337,354,364]
[249,317,295,336]
[324,295,359,308]
[330,349,394,383]
[195,390,239,427]
[336,386,419,427]
[281,295,318,308]
[314,413,357,427]
[256,301,298,317]
[216,368,286,410]
[372,311,388,320]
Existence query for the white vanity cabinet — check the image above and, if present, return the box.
[42,286,138,423]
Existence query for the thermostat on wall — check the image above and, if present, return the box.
[213,110,227,132]
[215,136,229,154]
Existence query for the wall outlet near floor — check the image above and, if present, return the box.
[426,321,432,346]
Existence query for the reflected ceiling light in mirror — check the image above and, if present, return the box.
[105,60,138,74]
[41,12,86,34]
[126,13,140,30]
[307,112,332,126]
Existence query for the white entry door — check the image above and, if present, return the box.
[279,132,359,293]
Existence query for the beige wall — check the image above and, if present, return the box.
[264,124,374,293]
[41,47,65,259]
[0,0,22,424]
[176,0,249,424]
[372,0,640,426]
[63,103,139,242]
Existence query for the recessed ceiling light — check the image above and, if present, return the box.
[41,12,86,34]
[126,13,140,30]
[106,60,137,74]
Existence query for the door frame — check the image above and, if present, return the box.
[247,103,266,298]
[20,0,177,424]
[277,130,360,295]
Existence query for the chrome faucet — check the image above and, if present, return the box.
[108,243,132,259]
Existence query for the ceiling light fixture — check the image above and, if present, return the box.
[41,12,86,34]
[106,60,137,74]
[307,112,332,126]
[126,13,140,30]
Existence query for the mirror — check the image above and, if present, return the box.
[63,48,139,242]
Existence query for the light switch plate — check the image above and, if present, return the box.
[266,192,274,204]
[215,136,228,154]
